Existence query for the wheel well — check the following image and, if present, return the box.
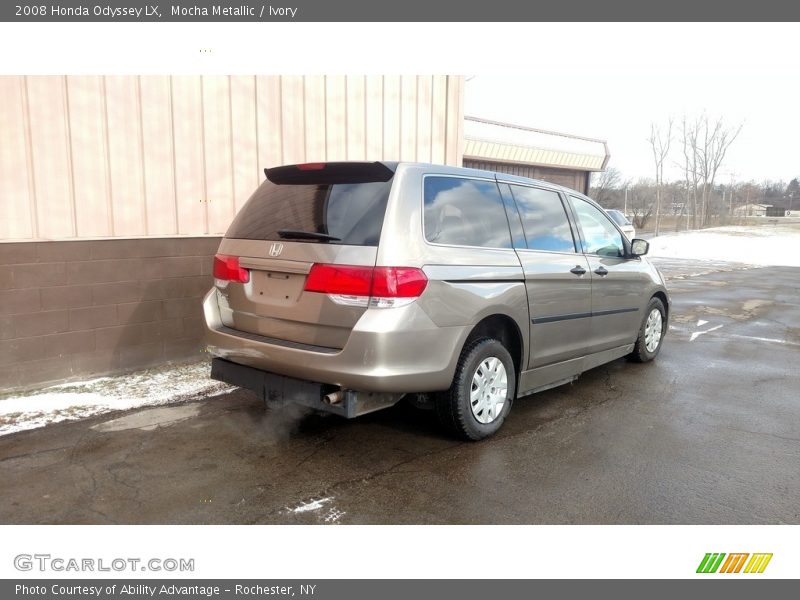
[464,315,523,378]
[652,291,669,320]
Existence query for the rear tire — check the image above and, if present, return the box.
[436,338,516,441]
[628,297,666,363]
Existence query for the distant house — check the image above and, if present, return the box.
[733,203,771,217]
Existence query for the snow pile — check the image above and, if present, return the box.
[648,224,800,267]
[0,361,232,437]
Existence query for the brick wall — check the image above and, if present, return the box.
[0,237,221,392]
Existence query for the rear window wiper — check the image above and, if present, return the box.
[277,229,341,242]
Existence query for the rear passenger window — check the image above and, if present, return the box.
[508,185,576,252]
[424,176,512,248]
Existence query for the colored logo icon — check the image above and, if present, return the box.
[697,553,773,574]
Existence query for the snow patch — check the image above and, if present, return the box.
[649,225,800,267]
[284,496,346,524]
[323,507,346,524]
[289,497,333,513]
[0,361,233,437]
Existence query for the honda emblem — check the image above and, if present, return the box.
[269,242,284,257]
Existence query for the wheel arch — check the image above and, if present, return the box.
[651,290,669,321]
[463,313,524,382]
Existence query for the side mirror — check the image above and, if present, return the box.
[630,238,649,257]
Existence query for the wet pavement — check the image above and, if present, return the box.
[1,258,799,524]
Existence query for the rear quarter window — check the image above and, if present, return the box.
[423,176,512,248]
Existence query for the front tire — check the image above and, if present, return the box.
[628,297,666,363]
[436,338,516,441]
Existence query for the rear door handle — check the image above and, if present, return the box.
[570,266,587,276]
[594,267,609,276]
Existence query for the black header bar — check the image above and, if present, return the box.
[4,0,800,22]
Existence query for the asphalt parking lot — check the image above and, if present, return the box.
[1,258,798,524]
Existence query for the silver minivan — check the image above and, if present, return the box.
[205,162,669,439]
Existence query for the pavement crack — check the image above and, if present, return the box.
[292,434,336,470]
[84,505,118,525]
[0,445,75,464]
[723,425,800,443]
[494,379,619,445]
[252,441,464,524]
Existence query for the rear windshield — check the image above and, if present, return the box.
[226,180,393,246]
[606,210,630,226]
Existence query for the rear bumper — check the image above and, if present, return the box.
[210,358,401,418]
[203,289,466,394]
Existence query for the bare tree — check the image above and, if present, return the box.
[628,179,656,230]
[648,119,673,236]
[590,167,622,205]
[786,178,800,213]
[675,114,742,229]
[678,115,702,229]
[695,114,744,227]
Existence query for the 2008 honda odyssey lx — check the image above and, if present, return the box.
[205,161,669,440]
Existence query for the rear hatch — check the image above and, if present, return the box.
[214,162,396,350]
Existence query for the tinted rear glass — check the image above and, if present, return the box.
[606,210,629,226]
[226,180,392,246]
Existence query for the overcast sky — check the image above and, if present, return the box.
[464,69,799,186]
[3,22,797,187]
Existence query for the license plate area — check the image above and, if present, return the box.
[250,270,306,306]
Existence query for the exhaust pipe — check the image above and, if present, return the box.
[323,390,346,406]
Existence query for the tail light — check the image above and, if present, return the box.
[213,254,250,283]
[304,264,427,308]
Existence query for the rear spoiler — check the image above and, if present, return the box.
[265,161,395,185]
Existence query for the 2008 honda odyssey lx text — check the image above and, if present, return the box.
[205,161,669,440]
